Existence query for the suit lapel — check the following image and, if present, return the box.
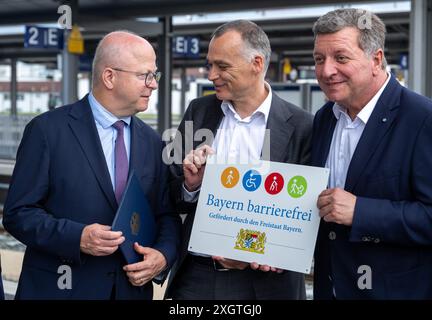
[68,96,117,210]
[194,97,224,149]
[264,93,294,162]
[129,117,152,180]
[316,104,337,167]
[344,76,401,191]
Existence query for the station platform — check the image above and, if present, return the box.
[0,248,167,300]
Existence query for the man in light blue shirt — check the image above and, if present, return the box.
[3,30,180,299]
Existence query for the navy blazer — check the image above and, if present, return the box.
[3,95,181,299]
[311,76,432,299]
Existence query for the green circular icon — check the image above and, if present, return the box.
[287,176,307,198]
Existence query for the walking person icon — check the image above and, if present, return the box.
[290,179,299,194]
[264,172,284,195]
[226,170,234,185]
[269,176,278,192]
[221,167,239,188]
[287,176,307,198]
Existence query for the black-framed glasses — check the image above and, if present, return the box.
[111,67,162,87]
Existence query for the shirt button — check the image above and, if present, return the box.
[329,231,336,240]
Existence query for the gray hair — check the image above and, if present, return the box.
[312,8,387,69]
[91,30,140,87]
[212,20,271,74]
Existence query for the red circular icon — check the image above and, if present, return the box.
[264,172,284,195]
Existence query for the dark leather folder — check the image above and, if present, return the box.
[112,171,156,264]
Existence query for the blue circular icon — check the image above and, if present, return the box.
[242,170,262,192]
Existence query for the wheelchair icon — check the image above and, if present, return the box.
[242,170,261,191]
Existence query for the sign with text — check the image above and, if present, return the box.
[188,159,329,274]
[173,36,199,58]
[24,26,63,49]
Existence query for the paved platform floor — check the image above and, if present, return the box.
[0,248,167,300]
[1,248,312,300]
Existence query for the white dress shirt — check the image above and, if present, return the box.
[326,73,391,189]
[183,83,272,201]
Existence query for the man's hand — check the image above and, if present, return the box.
[183,145,215,192]
[250,262,284,273]
[123,243,167,286]
[80,223,125,256]
[317,188,356,226]
[212,256,249,270]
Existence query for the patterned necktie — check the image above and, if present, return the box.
[112,120,129,204]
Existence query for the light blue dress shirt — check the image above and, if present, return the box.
[88,92,131,190]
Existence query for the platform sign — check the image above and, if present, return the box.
[173,36,200,58]
[24,26,63,49]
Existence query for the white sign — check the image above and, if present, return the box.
[188,159,329,274]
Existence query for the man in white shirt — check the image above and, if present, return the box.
[3,31,180,299]
[166,20,312,300]
[311,8,432,299]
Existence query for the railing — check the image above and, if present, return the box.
[0,115,34,160]
[0,114,182,160]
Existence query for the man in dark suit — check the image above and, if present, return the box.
[3,31,180,299]
[166,20,312,300]
[311,9,432,299]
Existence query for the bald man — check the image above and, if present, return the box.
[3,31,181,300]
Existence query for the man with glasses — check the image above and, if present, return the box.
[110,67,161,86]
[3,31,181,299]
[166,20,312,300]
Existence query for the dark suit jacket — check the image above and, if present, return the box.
[166,92,313,299]
[312,76,432,299]
[3,95,181,300]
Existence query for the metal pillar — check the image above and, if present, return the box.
[61,0,78,105]
[157,16,172,134]
[10,58,17,117]
[409,0,432,98]
[180,67,187,116]
[303,84,312,113]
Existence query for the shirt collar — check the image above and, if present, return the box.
[332,72,391,124]
[220,82,272,123]
[88,92,131,129]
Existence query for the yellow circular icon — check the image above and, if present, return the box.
[221,167,240,188]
